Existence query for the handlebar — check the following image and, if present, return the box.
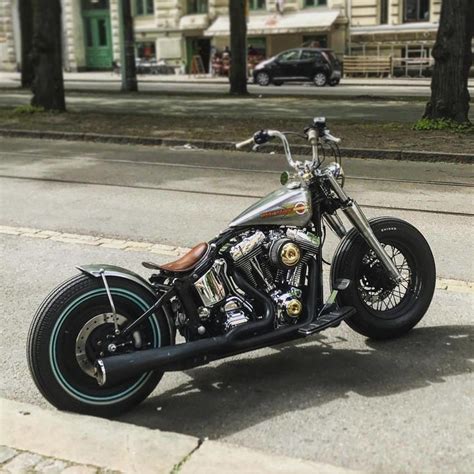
[234,118,341,172]
[235,137,255,150]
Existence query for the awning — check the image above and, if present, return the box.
[204,10,340,37]
[351,22,438,36]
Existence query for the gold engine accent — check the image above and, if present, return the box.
[280,242,301,266]
[286,299,303,317]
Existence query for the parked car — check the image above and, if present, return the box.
[253,48,342,87]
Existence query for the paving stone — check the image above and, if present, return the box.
[34,457,70,473]
[0,446,18,464]
[35,230,62,237]
[0,228,21,235]
[20,232,50,239]
[2,451,42,472]
[15,227,40,234]
[123,241,153,249]
[61,466,98,474]
[149,244,177,252]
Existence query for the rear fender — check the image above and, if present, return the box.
[77,264,175,342]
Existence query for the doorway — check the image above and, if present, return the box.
[82,0,113,70]
[186,37,211,73]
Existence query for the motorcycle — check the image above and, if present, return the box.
[27,118,436,416]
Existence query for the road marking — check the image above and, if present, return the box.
[1,224,472,294]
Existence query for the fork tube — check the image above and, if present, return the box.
[312,201,324,309]
[325,173,403,282]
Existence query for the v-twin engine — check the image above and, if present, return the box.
[193,227,320,334]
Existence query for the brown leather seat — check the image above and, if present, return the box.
[145,242,209,273]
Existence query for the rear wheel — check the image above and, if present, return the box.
[256,71,271,86]
[313,72,327,87]
[27,274,171,416]
[331,218,435,339]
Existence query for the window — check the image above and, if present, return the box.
[304,0,327,7]
[187,0,208,14]
[301,50,319,61]
[97,19,108,46]
[249,0,265,10]
[380,0,388,24]
[82,0,109,10]
[136,41,156,60]
[135,0,154,16]
[404,0,429,22]
[278,50,300,62]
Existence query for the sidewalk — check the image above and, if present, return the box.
[3,70,473,87]
[0,398,355,474]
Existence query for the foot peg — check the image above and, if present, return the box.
[298,306,355,336]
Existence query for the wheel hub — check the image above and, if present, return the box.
[75,313,142,377]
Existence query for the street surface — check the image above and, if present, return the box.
[0,137,473,472]
[2,89,469,123]
[2,72,474,99]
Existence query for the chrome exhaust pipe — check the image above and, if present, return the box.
[94,270,276,387]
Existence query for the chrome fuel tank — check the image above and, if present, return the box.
[229,186,312,228]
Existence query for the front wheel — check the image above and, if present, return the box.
[27,274,172,416]
[331,218,436,339]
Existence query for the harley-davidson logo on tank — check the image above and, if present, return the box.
[260,201,309,219]
[229,187,312,227]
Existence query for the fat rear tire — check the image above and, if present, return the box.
[331,217,435,339]
[27,274,171,417]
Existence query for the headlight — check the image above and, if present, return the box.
[254,63,264,71]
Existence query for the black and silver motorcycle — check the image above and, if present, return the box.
[28,118,436,416]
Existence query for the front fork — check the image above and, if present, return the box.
[323,173,403,283]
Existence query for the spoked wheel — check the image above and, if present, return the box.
[27,274,172,416]
[358,244,416,315]
[331,218,436,339]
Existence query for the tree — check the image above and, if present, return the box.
[423,0,474,124]
[30,0,65,111]
[19,0,34,88]
[229,0,248,95]
[119,0,138,92]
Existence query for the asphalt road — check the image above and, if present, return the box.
[0,74,459,99]
[0,137,473,472]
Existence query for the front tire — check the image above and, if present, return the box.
[27,274,171,416]
[331,218,435,339]
[255,71,271,86]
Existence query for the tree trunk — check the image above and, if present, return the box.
[120,0,138,92]
[30,0,65,111]
[229,0,248,95]
[19,0,34,88]
[424,0,474,123]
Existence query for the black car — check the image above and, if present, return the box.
[253,48,342,87]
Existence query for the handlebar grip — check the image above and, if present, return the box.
[324,131,341,143]
[235,137,255,150]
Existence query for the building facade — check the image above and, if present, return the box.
[0,0,445,73]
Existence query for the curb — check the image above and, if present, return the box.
[0,398,355,474]
[1,128,472,164]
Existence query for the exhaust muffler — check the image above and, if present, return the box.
[94,270,276,387]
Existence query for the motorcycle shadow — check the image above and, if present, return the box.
[118,324,473,438]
